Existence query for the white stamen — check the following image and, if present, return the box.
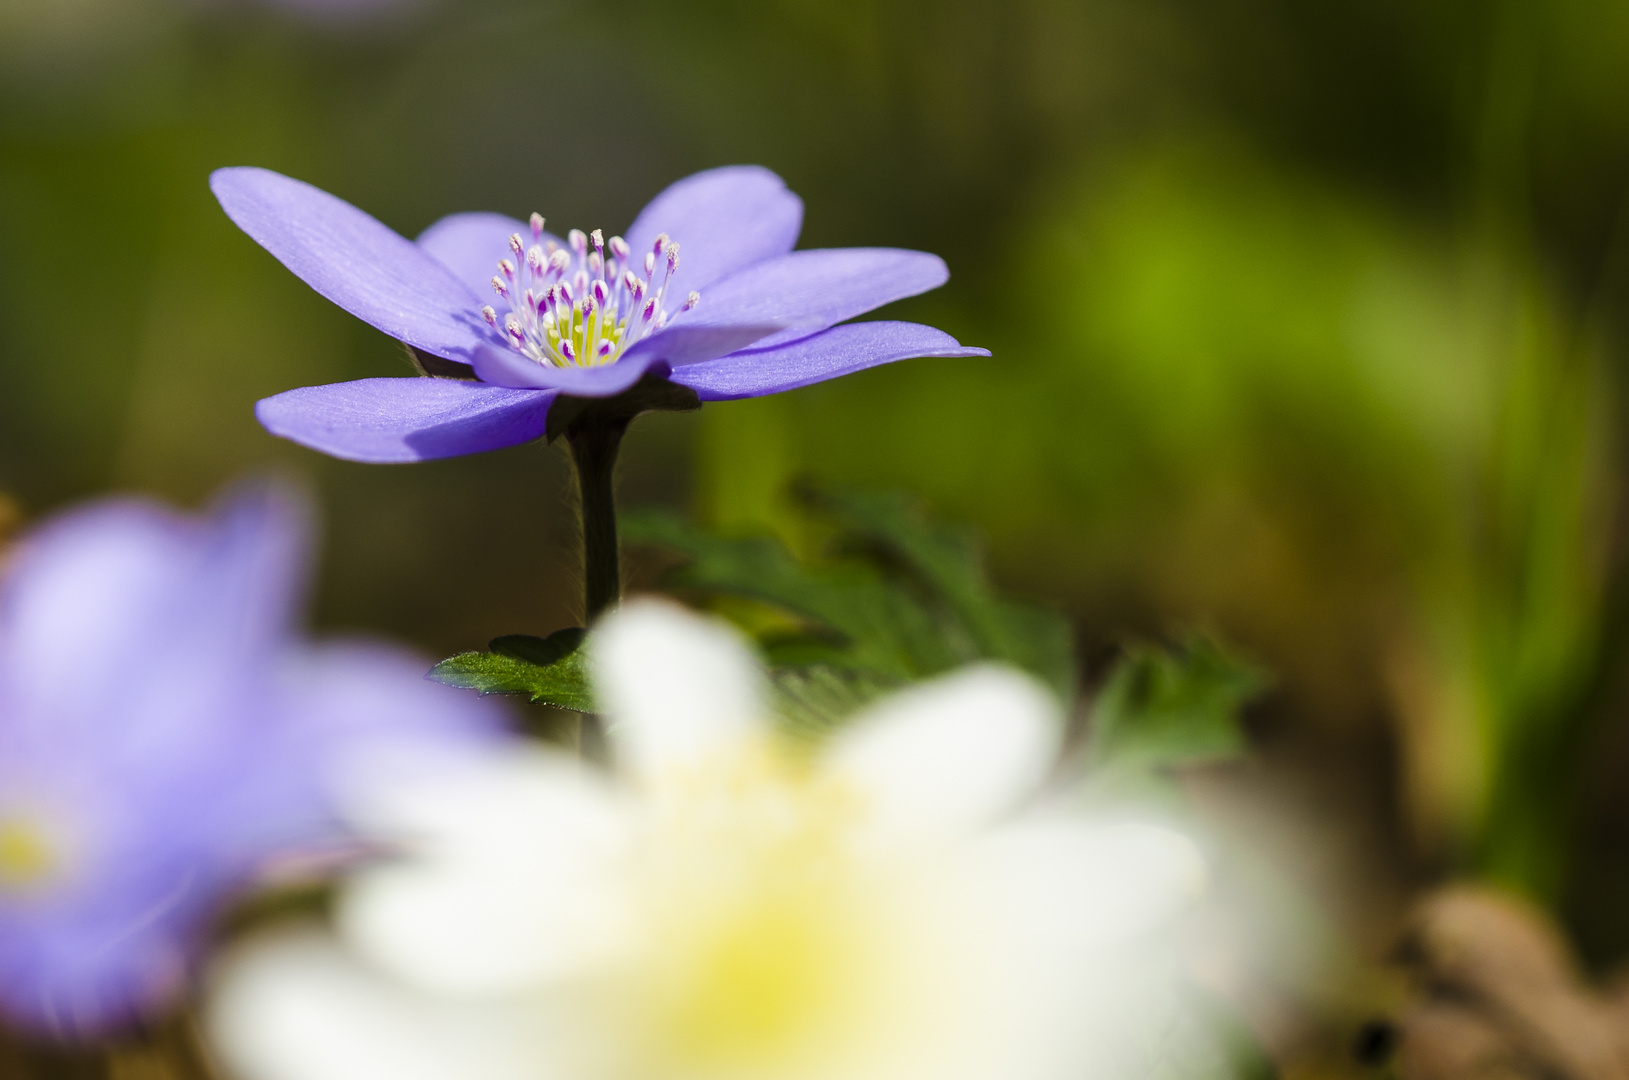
[475,216,690,372]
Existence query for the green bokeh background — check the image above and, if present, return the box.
[5,0,1629,976]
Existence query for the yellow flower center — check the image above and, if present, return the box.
[0,816,58,892]
[616,744,905,1080]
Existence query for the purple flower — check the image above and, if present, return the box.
[211,166,989,463]
[0,483,504,1037]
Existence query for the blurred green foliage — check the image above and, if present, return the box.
[5,0,1629,962]
[1086,632,1267,780]
[627,488,1076,730]
[627,488,1076,699]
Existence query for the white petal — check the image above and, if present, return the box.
[951,819,1206,1080]
[970,817,1206,951]
[823,664,1062,842]
[336,746,633,995]
[208,928,543,1080]
[592,599,766,778]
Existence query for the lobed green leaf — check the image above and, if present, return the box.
[1086,633,1267,776]
[428,627,595,712]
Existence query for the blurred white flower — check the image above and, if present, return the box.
[209,599,1206,1080]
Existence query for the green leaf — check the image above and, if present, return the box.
[622,491,1076,701]
[428,628,595,712]
[1086,633,1266,776]
[807,488,1076,701]
[622,510,954,680]
[769,664,901,739]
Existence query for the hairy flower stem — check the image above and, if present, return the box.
[567,419,627,624]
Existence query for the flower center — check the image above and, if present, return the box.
[483,216,699,368]
[0,816,58,893]
[619,747,901,1080]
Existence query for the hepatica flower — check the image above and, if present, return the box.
[210,601,1205,1080]
[211,165,988,464]
[0,484,503,1037]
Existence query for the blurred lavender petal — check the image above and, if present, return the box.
[0,481,507,1038]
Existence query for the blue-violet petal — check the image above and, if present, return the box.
[669,321,989,401]
[211,168,495,364]
[255,378,555,463]
[626,165,804,296]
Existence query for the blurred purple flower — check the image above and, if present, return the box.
[211,166,989,463]
[0,483,504,1037]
